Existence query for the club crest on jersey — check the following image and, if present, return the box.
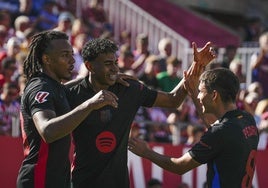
[35,91,49,103]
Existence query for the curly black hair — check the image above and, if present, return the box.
[81,38,118,62]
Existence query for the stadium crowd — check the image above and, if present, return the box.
[0,0,268,151]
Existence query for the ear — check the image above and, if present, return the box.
[212,90,219,101]
[84,61,94,73]
[42,54,50,65]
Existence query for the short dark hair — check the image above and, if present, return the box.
[81,38,118,62]
[199,68,240,103]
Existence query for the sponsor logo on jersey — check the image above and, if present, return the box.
[35,91,49,103]
[96,131,116,153]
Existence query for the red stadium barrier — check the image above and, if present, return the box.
[0,137,267,188]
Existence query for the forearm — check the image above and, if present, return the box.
[36,100,95,143]
[145,149,185,175]
[154,79,187,108]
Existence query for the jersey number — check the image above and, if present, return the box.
[242,150,257,188]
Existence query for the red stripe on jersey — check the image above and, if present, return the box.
[34,140,49,188]
[19,112,30,157]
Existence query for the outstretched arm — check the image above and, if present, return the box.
[128,137,201,175]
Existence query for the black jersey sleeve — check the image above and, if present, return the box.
[26,79,57,116]
[188,124,224,164]
[131,80,158,107]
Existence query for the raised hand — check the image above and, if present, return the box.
[128,137,151,158]
[192,42,216,67]
[116,72,138,87]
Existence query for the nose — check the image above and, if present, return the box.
[70,55,75,65]
[111,63,119,72]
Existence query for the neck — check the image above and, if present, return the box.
[88,74,108,92]
[216,103,237,119]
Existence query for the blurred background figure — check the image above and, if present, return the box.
[53,11,74,39]
[117,43,135,74]
[185,124,205,146]
[157,37,172,72]
[220,44,237,69]
[229,58,246,84]
[0,82,20,136]
[131,33,151,77]
[250,31,268,99]
[156,56,182,92]
[147,178,162,188]
[35,1,59,31]
[82,0,113,38]
[0,57,17,91]
[13,15,31,43]
[139,54,160,90]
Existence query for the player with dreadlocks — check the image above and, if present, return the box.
[17,30,119,188]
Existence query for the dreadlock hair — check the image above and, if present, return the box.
[23,30,68,80]
[81,38,118,62]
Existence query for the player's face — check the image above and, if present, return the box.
[46,39,75,82]
[197,81,215,114]
[90,52,119,90]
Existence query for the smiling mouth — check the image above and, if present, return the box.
[109,74,117,81]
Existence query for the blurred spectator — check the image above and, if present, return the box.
[71,18,91,45]
[243,91,261,120]
[157,37,172,72]
[0,0,20,14]
[131,33,151,77]
[35,0,59,31]
[82,0,113,37]
[205,61,221,70]
[220,45,237,69]
[117,43,134,74]
[0,10,14,38]
[243,16,263,43]
[147,178,162,188]
[13,51,27,82]
[166,99,196,145]
[72,33,89,79]
[139,55,160,90]
[99,30,114,41]
[247,81,264,100]
[20,28,37,53]
[53,11,74,39]
[156,56,182,92]
[134,106,151,141]
[229,58,246,84]
[255,99,268,117]
[119,30,131,46]
[250,31,268,98]
[152,124,171,143]
[0,57,17,90]
[0,37,21,63]
[185,124,204,146]
[14,15,32,43]
[0,25,8,52]
[0,82,20,136]
[257,111,268,150]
